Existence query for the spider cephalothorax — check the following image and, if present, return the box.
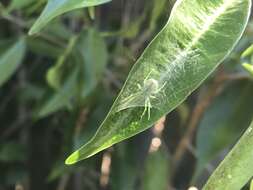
[138,76,166,120]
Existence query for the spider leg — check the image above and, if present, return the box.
[147,98,152,120]
[141,98,148,119]
[137,83,142,90]
[156,82,167,93]
[121,94,135,104]
[144,70,153,83]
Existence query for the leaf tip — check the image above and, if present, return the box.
[65,151,80,165]
[28,26,37,36]
[242,63,253,76]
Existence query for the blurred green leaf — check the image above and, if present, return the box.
[47,161,71,181]
[8,0,36,11]
[242,63,253,76]
[36,28,107,118]
[242,44,253,58]
[142,148,170,190]
[101,15,145,39]
[110,144,141,190]
[251,179,253,190]
[66,0,251,164]
[0,38,26,87]
[88,6,95,20]
[27,38,63,58]
[46,36,78,90]
[37,68,78,118]
[0,142,26,163]
[149,0,167,30]
[203,120,253,190]
[110,132,151,190]
[76,29,108,100]
[29,0,111,35]
[195,81,253,178]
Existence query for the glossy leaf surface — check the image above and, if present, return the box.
[29,0,111,35]
[66,0,251,164]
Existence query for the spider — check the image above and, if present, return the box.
[117,71,166,120]
[137,72,167,120]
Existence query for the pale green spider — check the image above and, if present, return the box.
[137,72,167,120]
[117,71,167,120]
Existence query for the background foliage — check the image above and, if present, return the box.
[0,0,252,190]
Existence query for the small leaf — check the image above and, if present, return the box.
[242,44,253,58]
[88,6,95,20]
[66,0,251,164]
[0,38,26,87]
[203,120,253,190]
[29,0,111,35]
[46,35,78,89]
[242,63,253,76]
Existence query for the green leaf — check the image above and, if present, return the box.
[46,35,78,90]
[8,0,36,11]
[28,0,111,35]
[0,38,26,87]
[242,44,253,58]
[251,179,253,190]
[76,29,108,99]
[88,6,95,20]
[142,149,170,190]
[149,0,167,30]
[37,68,78,118]
[203,120,253,190]
[195,81,253,178]
[66,0,251,164]
[37,28,107,118]
[0,142,26,163]
[242,63,253,76]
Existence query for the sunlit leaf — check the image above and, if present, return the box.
[29,0,111,35]
[242,44,253,58]
[242,63,253,76]
[66,0,251,164]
